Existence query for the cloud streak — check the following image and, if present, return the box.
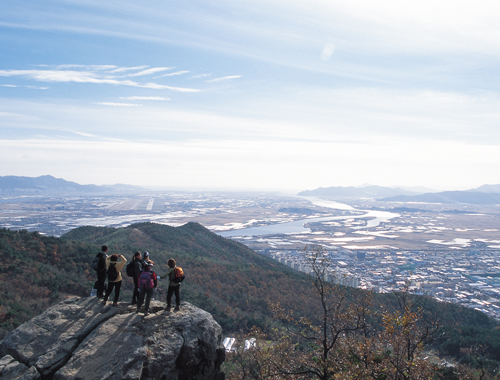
[96,102,142,107]
[126,67,173,77]
[120,96,169,101]
[156,70,189,77]
[205,75,242,83]
[0,69,200,92]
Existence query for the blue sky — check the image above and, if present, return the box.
[2,0,500,192]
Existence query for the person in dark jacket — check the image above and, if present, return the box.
[95,245,108,298]
[136,262,157,316]
[164,258,181,311]
[130,251,142,305]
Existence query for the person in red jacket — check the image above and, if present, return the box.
[136,261,157,316]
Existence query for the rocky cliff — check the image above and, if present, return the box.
[0,297,225,380]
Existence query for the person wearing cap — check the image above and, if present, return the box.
[141,251,155,267]
[136,261,157,316]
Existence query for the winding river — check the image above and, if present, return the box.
[218,196,399,237]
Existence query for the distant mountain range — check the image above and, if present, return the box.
[298,185,419,198]
[299,184,500,204]
[0,175,142,194]
[381,191,500,204]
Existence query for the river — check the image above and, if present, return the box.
[218,196,399,237]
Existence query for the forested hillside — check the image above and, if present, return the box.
[2,222,500,372]
[62,222,315,332]
[0,228,97,338]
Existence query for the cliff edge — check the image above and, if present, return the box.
[0,297,225,380]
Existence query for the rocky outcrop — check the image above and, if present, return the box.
[0,297,225,380]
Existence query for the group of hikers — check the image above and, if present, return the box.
[93,245,183,316]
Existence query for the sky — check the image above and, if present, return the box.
[2,0,500,192]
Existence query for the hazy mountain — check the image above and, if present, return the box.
[382,191,500,204]
[397,185,437,193]
[0,175,142,194]
[471,184,500,193]
[298,185,419,198]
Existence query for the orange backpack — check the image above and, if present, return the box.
[173,267,185,283]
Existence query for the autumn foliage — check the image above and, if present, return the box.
[0,228,96,339]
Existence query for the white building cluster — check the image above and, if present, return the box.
[259,247,500,321]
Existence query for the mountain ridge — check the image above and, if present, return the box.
[299,184,500,204]
[0,175,141,194]
[298,185,420,198]
[381,190,500,204]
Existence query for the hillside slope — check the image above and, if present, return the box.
[62,222,314,332]
[2,221,500,367]
[0,228,97,339]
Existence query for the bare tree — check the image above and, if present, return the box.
[226,245,443,380]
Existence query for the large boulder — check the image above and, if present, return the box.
[0,297,225,380]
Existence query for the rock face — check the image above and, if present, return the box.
[0,297,225,380]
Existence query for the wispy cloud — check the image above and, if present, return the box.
[1,84,48,89]
[126,67,173,77]
[205,75,242,83]
[0,111,24,117]
[72,131,96,137]
[120,96,169,101]
[109,66,149,73]
[0,69,201,92]
[156,70,189,78]
[26,85,49,90]
[190,73,211,79]
[96,102,142,107]
[55,64,117,71]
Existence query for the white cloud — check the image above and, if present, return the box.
[190,73,211,79]
[2,137,500,191]
[0,69,201,92]
[120,96,169,101]
[156,70,189,77]
[109,65,149,73]
[95,102,142,107]
[205,75,242,83]
[26,86,49,90]
[0,84,17,87]
[3,1,500,191]
[0,111,24,117]
[127,67,173,77]
[55,64,118,70]
[72,131,96,137]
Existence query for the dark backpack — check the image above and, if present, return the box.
[91,256,100,271]
[126,261,134,277]
[107,262,119,281]
[139,271,154,290]
[173,267,185,283]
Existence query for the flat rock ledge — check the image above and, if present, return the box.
[0,297,225,380]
